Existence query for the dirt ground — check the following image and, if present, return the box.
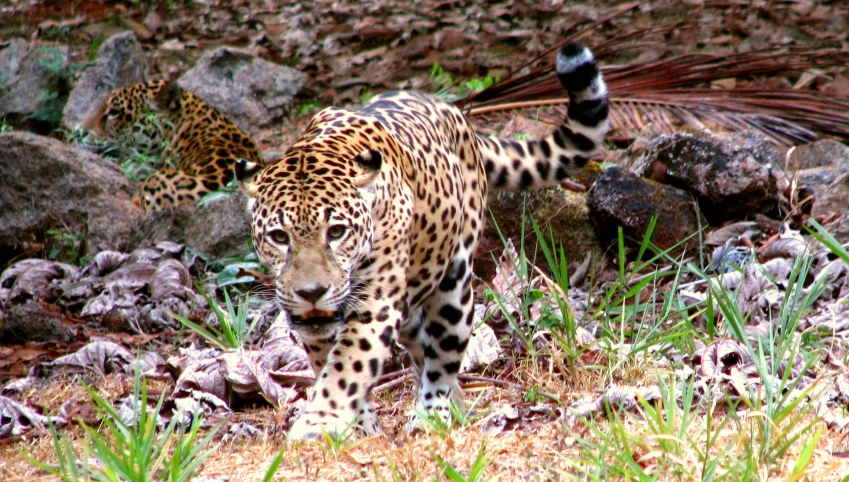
[2,1,849,481]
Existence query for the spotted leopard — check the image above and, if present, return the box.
[235,43,609,439]
[83,80,263,211]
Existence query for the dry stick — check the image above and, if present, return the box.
[372,369,414,393]
[459,375,562,403]
[375,367,412,384]
[371,367,562,403]
[459,374,524,390]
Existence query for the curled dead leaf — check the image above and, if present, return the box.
[1,259,80,304]
[37,340,163,378]
[150,259,193,301]
[0,395,66,439]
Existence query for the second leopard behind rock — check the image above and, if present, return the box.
[235,42,609,440]
[83,80,263,212]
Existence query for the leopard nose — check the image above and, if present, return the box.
[295,285,329,304]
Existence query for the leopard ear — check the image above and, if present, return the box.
[351,149,382,188]
[151,80,183,112]
[81,102,107,135]
[235,158,263,198]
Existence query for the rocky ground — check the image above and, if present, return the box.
[2,1,849,480]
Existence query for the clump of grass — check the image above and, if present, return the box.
[170,285,262,350]
[26,365,219,482]
[556,221,830,480]
[414,394,488,440]
[434,442,491,482]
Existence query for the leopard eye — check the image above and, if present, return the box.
[267,229,290,246]
[327,225,347,241]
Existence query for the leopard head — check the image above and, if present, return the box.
[82,80,181,138]
[236,137,383,326]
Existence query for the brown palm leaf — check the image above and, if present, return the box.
[459,34,849,147]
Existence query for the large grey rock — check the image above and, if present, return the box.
[62,31,149,129]
[632,132,785,224]
[0,132,142,264]
[587,166,706,254]
[178,47,307,136]
[478,188,601,282]
[0,39,69,125]
[130,192,252,258]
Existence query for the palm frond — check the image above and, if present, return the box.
[459,31,849,147]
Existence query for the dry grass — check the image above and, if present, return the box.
[2,348,848,481]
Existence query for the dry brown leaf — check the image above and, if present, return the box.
[1,259,79,304]
[150,259,193,301]
[704,221,759,246]
[0,395,66,439]
[37,340,163,377]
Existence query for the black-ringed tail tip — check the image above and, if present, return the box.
[556,43,608,114]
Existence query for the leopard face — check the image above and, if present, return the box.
[246,149,382,323]
[89,82,156,135]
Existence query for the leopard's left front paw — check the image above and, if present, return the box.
[408,397,456,434]
[287,408,380,441]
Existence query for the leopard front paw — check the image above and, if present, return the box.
[408,398,455,434]
[287,408,380,441]
[287,412,343,441]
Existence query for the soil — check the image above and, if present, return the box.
[2,1,849,481]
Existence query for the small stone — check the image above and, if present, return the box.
[0,302,74,345]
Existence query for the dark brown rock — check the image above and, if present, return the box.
[0,39,69,131]
[62,31,149,129]
[478,187,601,282]
[796,166,848,189]
[0,302,74,345]
[788,139,849,170]
[586,166,706,254]
[129,192,252,258]
[632,132,785,224]
[812,172,849,217]
[819,217,849,245]
[177,47,307,136]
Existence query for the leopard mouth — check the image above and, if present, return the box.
[290,309,342,325]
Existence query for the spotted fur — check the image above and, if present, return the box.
[236,42,609,440]
[83,80,263,211]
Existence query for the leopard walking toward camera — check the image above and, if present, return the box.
[235,42,609,439]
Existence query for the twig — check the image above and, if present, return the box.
[372,369,414,393]
[460,375,562,403]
